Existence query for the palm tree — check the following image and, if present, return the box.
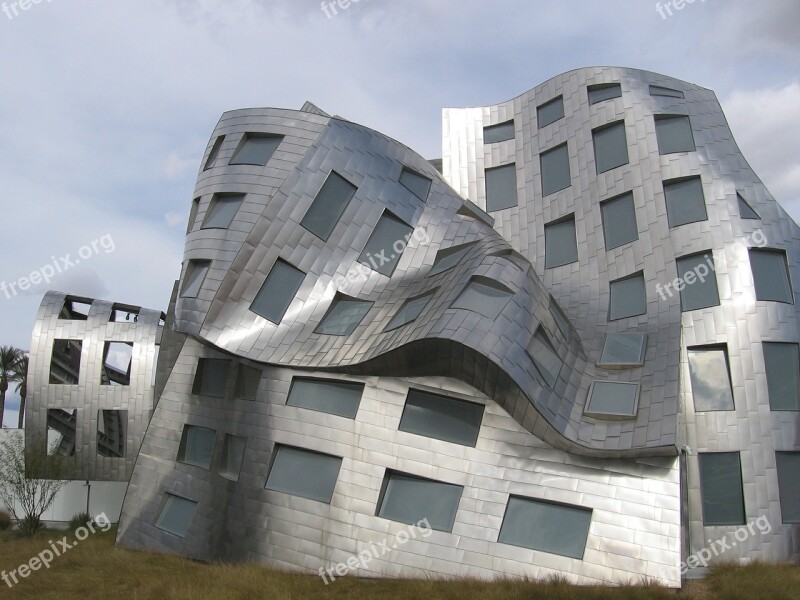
[0,346,24,428]
[13,355,29,429]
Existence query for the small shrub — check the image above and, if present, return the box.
[17,515,41,536]
[0,510,11,531]
[69,511,91,530]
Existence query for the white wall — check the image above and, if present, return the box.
[0,429,127,523]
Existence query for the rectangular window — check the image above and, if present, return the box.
[549,297,571,339]
[483,120,515,144]
[385,290,436,331]
[749,249,792,304]
[200,193,245,230]
[58,296,91,320]
[217,434,247,480]
[585,381,639,418]
[109,304,139,323]
[49,339,82,384]
[609,272,646,320]
[498,496,592,559]
[588,83,622,104]
[286,377,364,419]
[203,135,225,170]
[537,96,564,128]
[598,333,647,367]
[97,410,127,458]
[101,341,133,386]
[301,171,358,241]
[527,327,562,388]
[544,214,578,268]
[399,388,484,446]
[180,260,211,298]
[601,192,638,250]
[377,471,463,532]
[234,363,262,400]
[314,295,373,336]
[451,277,513,320]
[593,120,629,174]
[676,252,719,311]
[763,342,800,411]
[428,242,475,277]
[358,211,413,276]
[155,494,197,538]
[776,452,800,523]
[698,452,746,526]
[649,85,684,99]
[228,133,283,166]
[655,115,696,155]
[540,143,571,196]
[46,408,77,457]
[399,167,431,201]
[192,358,230,398]
[485,163,518,211]
[187,197,200,233]
[688,346,735,411]
[177,425,216,469]
[664,176,707,228]
[265,445,342,503]
[250,259,305,323]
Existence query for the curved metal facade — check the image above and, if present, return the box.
[97,67,798,585]
[26,291,164,481]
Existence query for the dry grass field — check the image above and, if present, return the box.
[1,527,797,599]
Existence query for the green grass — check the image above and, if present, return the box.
[0,528,796,599]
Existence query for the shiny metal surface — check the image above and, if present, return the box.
[28,66,797,585]
[442,66,800,572]
[26,291,164,481]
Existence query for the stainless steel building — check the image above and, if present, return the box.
[29,67,800,586]
[26,291,165,481]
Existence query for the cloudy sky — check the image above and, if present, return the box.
[1,0,798,426]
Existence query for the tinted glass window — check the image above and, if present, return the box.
[250,259,305,323]
[593,121,629,174]
[301,171,358,241]
[377,471,463,532]
[483,120,515,144]
[601,192,638,250]
[698,453,746,525]
[664,177,707,228]
[499,496,592,559]
[286,378,364,419]
[399,388,484,446]
[537,96,564,128]
[485,163,518,211]
[229,134,282,166]
[265,446,342,503]
[540,143,571,196]
[609,273,646,320]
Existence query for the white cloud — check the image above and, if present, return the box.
[722,81,800,220]
[163,152,198,181]
[0,0,798,351]
[164,211,187,227]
